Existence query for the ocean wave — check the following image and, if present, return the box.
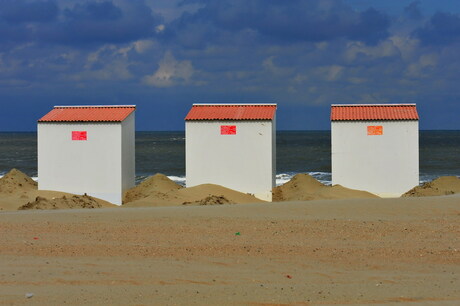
[167,175,186,186]
[162,172,457,187]
[2,173,458,188]
[136,172,334,187]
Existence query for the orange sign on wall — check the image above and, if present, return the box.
[367,126,383,135]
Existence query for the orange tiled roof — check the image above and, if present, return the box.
[185,104,277,120]
[38,105,136,122]
[331,104,419,121]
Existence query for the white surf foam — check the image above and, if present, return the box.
[167,175,186,186]
[276,172,332,186]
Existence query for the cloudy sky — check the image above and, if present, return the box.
[1,0,460,131]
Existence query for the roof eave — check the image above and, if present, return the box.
[38,120,124,123]
[185,118,274,121]
[331,119,419,122]
[331,103,416,107]
[53,105,136,108]
[192,103,277,106]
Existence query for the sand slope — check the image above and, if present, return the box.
[0,169,115,211]
[123,173,183,204]
[273,173,379,201]
[124,179,265,207]
[403,176,460,197]
[0,168,37,193]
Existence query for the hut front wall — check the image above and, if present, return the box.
[331,120,419,197]
[186,120,275,201]
[38,122,125,204]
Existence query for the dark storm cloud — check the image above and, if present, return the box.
[0,0,160,46]
[0,0,59,44]
[347,8,390,44]
[404,1,422,20]
[64,1,122,21]
[0,0,58,23]
[169,0,390,46]
[414,11,460,45]
[43,1,158,45]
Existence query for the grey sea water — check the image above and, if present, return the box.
[0,131,459,185]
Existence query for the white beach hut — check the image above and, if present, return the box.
[331,104,419,197]
[37,105,136,205]
[185,103,277,201]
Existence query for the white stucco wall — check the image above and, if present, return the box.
[186,120,275,201]
[38,117,135,205]
[331,120,419,197]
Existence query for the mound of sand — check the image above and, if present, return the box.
[124,183,264,207]
[183,195,234,206]
[19,194,104,210]
[402,176,460,197]
[273,173,378,201]
[0,168,37,194]
[123,174,183,204]
[0,168,117,211]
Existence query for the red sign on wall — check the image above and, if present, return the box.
[367,126,383,135]
[72,131,87,140]
[221,125,236,135]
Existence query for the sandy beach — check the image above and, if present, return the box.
[1,196,459,305]
[1,170,460,305]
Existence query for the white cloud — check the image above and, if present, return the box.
[405,53,438,78]
[133,40,154,53]
[73,45,134,81]
[344,39,399,62]
[316,65,344,81]
[143,51,194,87]
[262,56,293,76]
[155,24,165,33]
[389,35,420,61]
[71,59,133,81]
[84,45,116,69]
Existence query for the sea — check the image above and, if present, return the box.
[0,131,459,186]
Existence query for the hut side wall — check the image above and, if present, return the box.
[186,120,275,201]
[38,122,124,204]
[121,112,135,194]
[331,120,419,197]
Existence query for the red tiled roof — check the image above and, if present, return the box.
[38,105,136,122]
[331,104,419,121]
[185,104,277,121]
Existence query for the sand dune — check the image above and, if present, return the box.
[125,173,378,208]
[2,170,459,212]
[0,169,115,211]
[123,176,265,207]
[0,170,264,210]
[123,173,183,203]
[273,173,379,201]
[0,168,37,193]
[403,176,460,197]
